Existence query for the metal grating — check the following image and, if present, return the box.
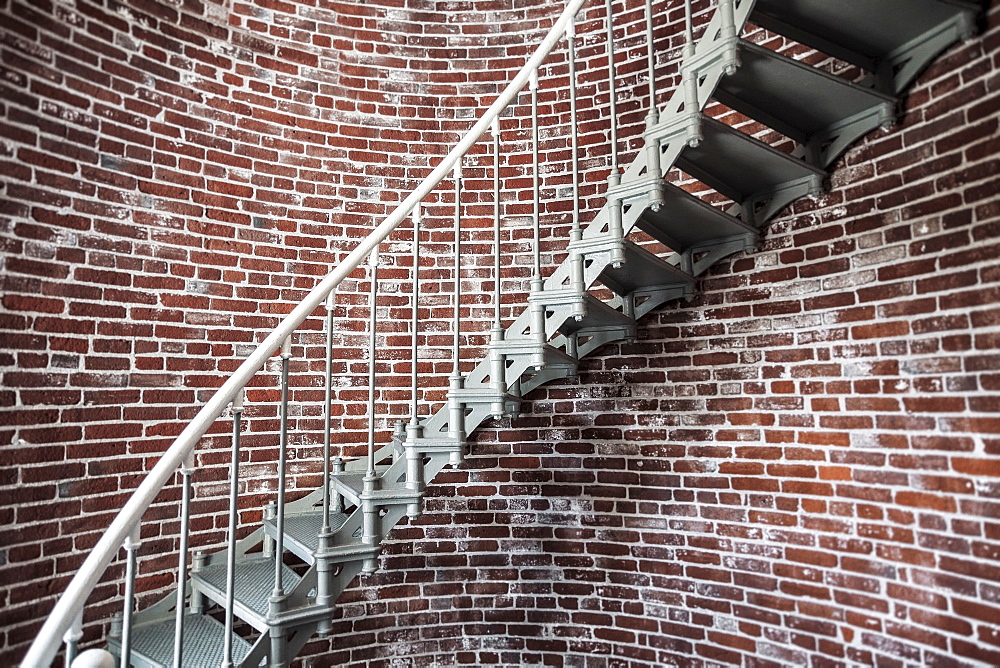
[195,557,301,619]
[125,614,253,667]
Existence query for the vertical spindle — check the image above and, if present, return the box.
[172,451,194,668]
[645,0,658,120]
[447,163,467,458]
[118,525,141,668]
[409,206,422,439]
[62,611,82,668]
[568,16,581,236]
[530,69,542,290]
[643,0,665,212]
[606,0,626,268]
[320,292,335,549]
[528,68,547,364]
[682,0,702,147]
[491,117,502,340]
[406,206,424,518]
[365,249,379,480]
[720,0,739,75]
[271,337,292,605]
[567,16,586,321]
[605,0,620,178]
[489,116,507,418]
[362,247,380,574]
[221,388,244,668]
[452,161,463,382]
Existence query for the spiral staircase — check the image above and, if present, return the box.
[21,0,982,666]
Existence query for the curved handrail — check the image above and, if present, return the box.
[20,1,587,664]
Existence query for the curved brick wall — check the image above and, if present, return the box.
[2,0,998,664]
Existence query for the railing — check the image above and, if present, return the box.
[22,0,739,664]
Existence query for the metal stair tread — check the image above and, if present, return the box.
[558,293,635,337]
[714,39,896,165]
[676,115,826,208]
[191,556,301,630]
[262,510,351,561]
[636,182,757,254]
[492,337,579,370]
[108,613,253,668]
[750,0,978,84]
[598,241,695,298]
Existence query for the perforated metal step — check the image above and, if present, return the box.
[262,510,350,564]
[715,40,897,167]
[108,614,253,668]
[751,0,979,93]
[191,556,302,632]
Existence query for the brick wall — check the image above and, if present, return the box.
[1,0,998,664]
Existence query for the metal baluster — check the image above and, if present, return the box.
[119,524,141,668]
[406,204,424,508]
[405,207,424,519]
[63,610,82,668]
[488,117,508,419]
[409,206,422,438]
[605,0,620,179]
[316,293,336,635]
[643,0,665,211]
[447,162,466,464]
[407,208,423,504]
[268,338,292,667]
[271,336,292,598]
[567,16,586,321]
[362,247,380,574]
[682,0,703,148]
[528,68,548,368]
[172,451,195,668]
[366,250,379,481]
[221,389,244,668]
[320,291,335,549]
[606,0,626,268]
[720,0,739,75]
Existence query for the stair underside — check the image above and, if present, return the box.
[751,0,979,92]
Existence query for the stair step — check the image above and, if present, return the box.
[191,556,302,633]
[493,337,579,373]
[637,182,758,261]
[449,382,521,417]
[598,241,695,298]
[714,40,896,168]
[750,0,978,94]
[263,510,350,564]
[558,294,635,338]
[675,114,826,226]
[108,613,254,668]
[330,468,424,508]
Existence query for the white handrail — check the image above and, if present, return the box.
[20,1,586,664]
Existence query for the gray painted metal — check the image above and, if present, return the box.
[714,40,897,167]
[751,0,979,93]
[262,510,351,565]
[637,182,757,263]
[674,115,826,226]
[191,557,302,632]
[599,241,696,298]
[109,615,253,668]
